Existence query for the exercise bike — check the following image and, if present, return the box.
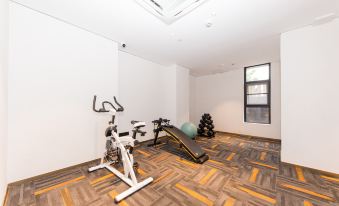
[88,95,153,202]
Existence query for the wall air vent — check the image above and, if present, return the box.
[135,0,208,24]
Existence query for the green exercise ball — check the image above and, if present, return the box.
[181,122,197,139]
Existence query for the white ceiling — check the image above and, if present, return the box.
[12,0,339,76]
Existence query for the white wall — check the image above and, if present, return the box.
[281,19,339,173]
[176,65,189,127]
[118,52,190,141]
[0,0,8,202]
[162,65,177,125]
[118,52,173,141]
[8,3,119,182]
[163,65,190,127]
[192,62,281,139]
[189,75,198,125]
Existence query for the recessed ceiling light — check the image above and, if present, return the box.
[135,0,209,24]
[205,21,213,28]
[205,12,216,28]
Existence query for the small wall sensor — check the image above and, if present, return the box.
[120,42,127,48]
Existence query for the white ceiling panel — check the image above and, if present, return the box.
[11,0,338,76]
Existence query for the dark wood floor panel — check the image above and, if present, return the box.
[4,133,339,206]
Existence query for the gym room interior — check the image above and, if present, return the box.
[0,0,338,206]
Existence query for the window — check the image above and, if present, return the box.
[244,63,271,124]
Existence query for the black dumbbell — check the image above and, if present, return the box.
[204,120,212,124]
[206,124,214,130]
[207,130,213,137]
[203,117,210,122]
[200,119,208,124]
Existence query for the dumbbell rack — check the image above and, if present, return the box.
[197,113,215,138]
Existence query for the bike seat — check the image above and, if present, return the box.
[131,120,146,128]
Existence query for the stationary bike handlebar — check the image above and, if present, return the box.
[152,118,170,125]
[93,95,124,113]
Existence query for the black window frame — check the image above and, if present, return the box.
[244,63,271,124]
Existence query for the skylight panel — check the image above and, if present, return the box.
[135,0,208,24]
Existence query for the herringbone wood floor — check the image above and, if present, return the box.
[4,133,339,206]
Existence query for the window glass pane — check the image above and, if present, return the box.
[246,107,269,124]
[247,83,268,94]
[247,94,268,105]
[246,64,269,82]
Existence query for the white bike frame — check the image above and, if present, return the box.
[88,109,153,202]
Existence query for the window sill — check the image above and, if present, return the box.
[244,122,271,125]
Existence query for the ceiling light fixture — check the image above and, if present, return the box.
[205,21,213,28]
[135,0,209,24]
